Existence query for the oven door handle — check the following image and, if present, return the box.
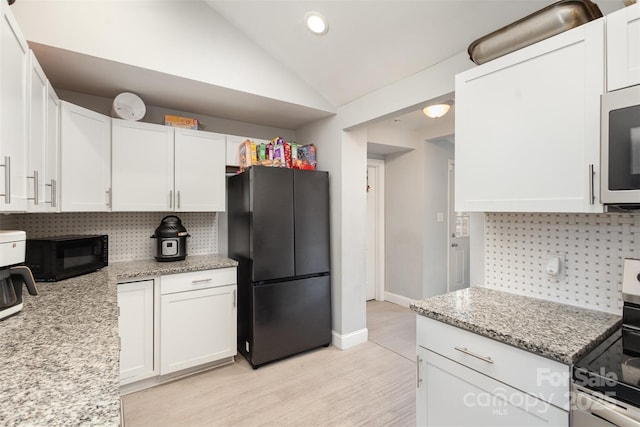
[577,389,640,427]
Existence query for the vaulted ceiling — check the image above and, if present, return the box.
[11,0,628,130]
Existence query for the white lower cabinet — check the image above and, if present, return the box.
[117,268,237,387]
[416,316,569,427]
[118,280,156,385]
[159,268,237,375]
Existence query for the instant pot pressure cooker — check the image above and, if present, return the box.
[151,215,190,262]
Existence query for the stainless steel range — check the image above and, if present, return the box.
[573,258,640,426]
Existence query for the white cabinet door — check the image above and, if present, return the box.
[0,1,29,212]
[111,119,174,211]
[160,284,236,375]
[225,135,245,167]
[59,101,111,211]
[44,82,59,211]
[417,347,568,427]
[26,50,47,211]
[174,129,226,212]
[455,19,604,213]
[118,280,155,385]
[607,2,640,91]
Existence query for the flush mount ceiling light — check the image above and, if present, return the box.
[422,103,451,119]
[305,11,329,35]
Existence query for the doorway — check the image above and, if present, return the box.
[366,159,385,301]
[447,160,470,292]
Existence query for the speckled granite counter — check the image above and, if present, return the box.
[0,254,237,427]
[410,287,622,364]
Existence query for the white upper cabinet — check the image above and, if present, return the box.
[607,2,640,91]
[111,119,174,211]
[45,82,60,211]
[0,1,29,212]
[26,50,48,212]
[59,101,111,212]
[111,120,226,212]
[174,128,225,212]
[455,19,604,213]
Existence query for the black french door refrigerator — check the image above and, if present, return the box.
[227,166,331,368]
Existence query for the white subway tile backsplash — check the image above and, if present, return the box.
[484,212,639,314]
[0,212,218,262]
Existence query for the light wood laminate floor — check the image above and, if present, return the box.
[123,301,416,427]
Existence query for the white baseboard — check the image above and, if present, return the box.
[384,291,414,308]
[331,328,368,350]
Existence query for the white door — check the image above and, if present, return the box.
[174,128,226,212]
[59,101,111,211]
[111,119,174,211]
[26,51,47,211]
[118,280,155,385]
[448,161,470,292]
[366,159,384,301]
[160,284,236,375]
[0,1,29,212]
[44,83,59,210]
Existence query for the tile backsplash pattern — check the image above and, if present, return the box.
[1,212,218,262]
[483,213,638,314]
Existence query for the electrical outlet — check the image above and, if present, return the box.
[545,254,566,280]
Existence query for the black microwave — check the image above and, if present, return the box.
[25,235,108,282]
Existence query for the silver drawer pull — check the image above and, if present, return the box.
[454,346,494,364]
[192,278,212,284]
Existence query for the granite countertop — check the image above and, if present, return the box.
[410,287,622,364]
[0,254,238,427]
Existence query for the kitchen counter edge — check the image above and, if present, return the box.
[410,287,622,365]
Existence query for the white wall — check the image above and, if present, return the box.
[11,0,334,113]
[421,140,454,298]
[295,52,472,347]
[57,90,296,142]
[367,119,455,301]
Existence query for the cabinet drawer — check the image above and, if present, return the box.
[160,268,236,295]
[417,316,570,410]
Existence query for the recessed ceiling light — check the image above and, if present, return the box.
[305,11,328,35]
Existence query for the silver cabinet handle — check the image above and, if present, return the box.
[0,156,10,203]
[106,188,112,207]
[169,190,173,209]
[233,289,236,308]
[45,179,56,207]
[451,243,458,247]
[416,355,423,388]
[27,170,39,205]
[177,190,181,209]
[454,346,494,364]
[191,278,212,284]
[589,164,595,205]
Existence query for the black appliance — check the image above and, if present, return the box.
[228,166,331,368]
[150,215,190,262]
[572,259,640,425]
[25,235,108,282]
